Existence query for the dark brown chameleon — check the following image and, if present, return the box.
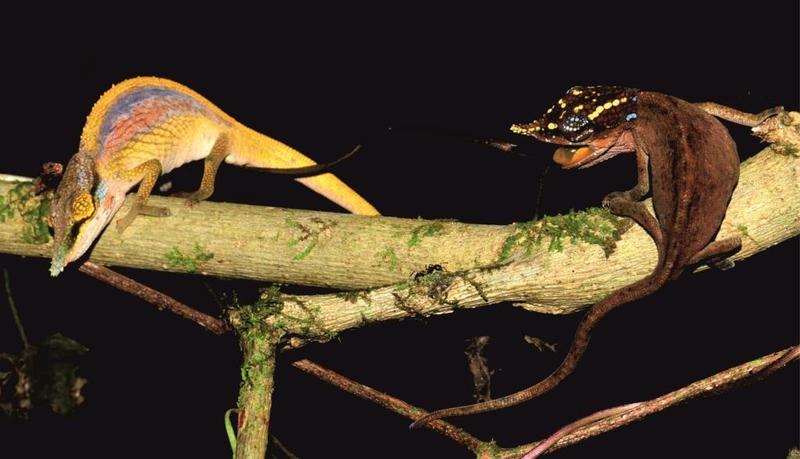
[411,86,782,431]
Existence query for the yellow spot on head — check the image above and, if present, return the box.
[71,192,95,222]
[547,108,553,114]
[595,106,604,114]
[588,113,598,121]
[558,99,564,104]
[559,102,566,108]
[547,122,558,130]
[573,104,584,113]
[571,89,583,95]
[612,99,620,106]
[621,97,627,103]
[511,123,540,135]
[603,102,612,109]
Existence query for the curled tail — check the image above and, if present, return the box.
[411,269,672,428]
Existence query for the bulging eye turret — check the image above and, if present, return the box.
[559,113,594,142]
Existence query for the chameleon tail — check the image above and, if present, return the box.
[411,269,672,428]
[294,173,379,216]
[230,125,379,216]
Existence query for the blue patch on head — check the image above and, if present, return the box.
[626,112,638,121]
[94,181,108,202]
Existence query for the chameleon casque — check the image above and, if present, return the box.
[49,77,379,276]
[412,86,781,429]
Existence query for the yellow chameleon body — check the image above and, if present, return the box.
[49,77,378,275]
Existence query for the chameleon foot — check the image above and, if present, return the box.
[711,258,735,271]
[116,199,170,233]
[687,236,741,268]
[173,190,211,207]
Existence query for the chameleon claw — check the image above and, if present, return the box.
[757,106,784,124]
[172,190,208,208]
[116,202,170,233]
[116,214,135,233]
[139,205,170,217]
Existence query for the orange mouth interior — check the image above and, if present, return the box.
[553,146,593,166]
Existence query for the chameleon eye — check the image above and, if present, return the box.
[71,192,95,222]
[559,113,593,142]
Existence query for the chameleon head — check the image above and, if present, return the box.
[48,152,123,276]
[511,86,640,169]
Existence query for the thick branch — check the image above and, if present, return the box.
[0,114,797,327]
[232,325,280,459]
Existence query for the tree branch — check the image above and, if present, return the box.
[496,345,800,458]
[78,261,229,335]
[71,258,799,458]
[291,359,486,453]
[233,331,279,459]
[1,114,797,303]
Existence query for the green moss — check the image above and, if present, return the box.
[499,221,537,262]
[292,241,317,260]
[0,182,52,244]
[230,286,338,345]
[236,330,277,411]
[229,287,284,350]
[415,270,453,302]
[376,246,398,272]
[285,216,336,261]
[736,224,750,238]
[395,279,411,292]
[165,243,214,273]
[390,223,405,238]
[407,222,445,247]
[476,441,502,459]
[778,144,799,156]
[284,216,303,230]
[498,207,630,262]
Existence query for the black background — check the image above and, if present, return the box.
[1,5,797,458]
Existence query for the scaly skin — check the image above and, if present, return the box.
[49,77,379,276]
[411,86,782,438]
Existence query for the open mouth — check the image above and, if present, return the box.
[553,146,595,168]
[552,144,616,169]
[551,131,632,169]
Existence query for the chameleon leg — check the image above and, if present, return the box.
[601,143,662,251]
[174,134,229,206]
[116,159,170,233]
[604,198,664,259]
[686,236,741,270]
[695,103,783,127]
[610,140,652,202]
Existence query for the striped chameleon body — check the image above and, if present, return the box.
[49,77,379,276]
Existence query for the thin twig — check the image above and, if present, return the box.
[497,345,800,458]
[79,262,229,335]
[532,164,549,221]
[76,261,483,454]
[270,435,300,459]
[73,262,799,458]
[3,268,29,348]
[521,403,643,459]
[291,358,486,453]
